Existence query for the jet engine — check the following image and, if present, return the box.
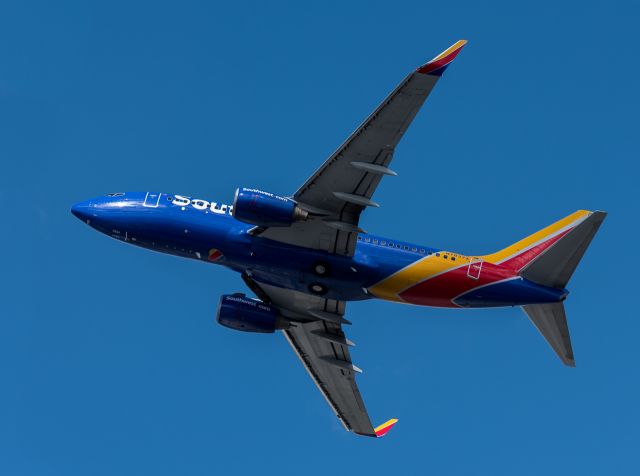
[232,188,308,227]
[216,293,288,333]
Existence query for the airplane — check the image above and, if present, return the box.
[71,40,606,438]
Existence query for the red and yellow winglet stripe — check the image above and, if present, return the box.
[374,418,399,438]
[417,40,467,75]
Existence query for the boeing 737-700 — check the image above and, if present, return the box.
[71,40,606,438]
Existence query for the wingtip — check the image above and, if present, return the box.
[374,418,399,438]
[417,39,467,76]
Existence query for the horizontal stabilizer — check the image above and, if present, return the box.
[522,303,574,366]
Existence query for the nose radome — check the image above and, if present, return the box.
[71,200,92,222]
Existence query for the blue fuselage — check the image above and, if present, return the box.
[71,192,566,307]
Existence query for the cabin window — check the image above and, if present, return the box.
[373,239,378,245]
[357,236,362,241]
[365,238,371,243]
[444,255,449,259]
[396,244,401,249]
[420,249,425,254]
[403,245,409,250]
[381,240,387,245]
[412,247,417,252]
[388,242,394,247]
[451,256,456,261]
[436,253,440,257]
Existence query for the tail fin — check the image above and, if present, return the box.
[483,210,607,288]
[485,210,606,367]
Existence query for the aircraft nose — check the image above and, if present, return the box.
[71,200,93,222]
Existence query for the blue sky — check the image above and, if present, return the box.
[1,1,638,474]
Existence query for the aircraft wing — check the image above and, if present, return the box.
[284,320,374,435]
[246,277,397,437]
[257,40,467,256]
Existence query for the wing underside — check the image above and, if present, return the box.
[250,279,380,436]
[258,40,467,256]
[283,322,375,435]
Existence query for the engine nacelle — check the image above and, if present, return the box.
[216,293,286,333]
[232,187,308,227]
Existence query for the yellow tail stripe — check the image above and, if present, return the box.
[482,210,592,264]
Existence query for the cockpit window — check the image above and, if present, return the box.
[106,193,124,197]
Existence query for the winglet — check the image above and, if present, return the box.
[374,418,399,438]
[416,40,467,76]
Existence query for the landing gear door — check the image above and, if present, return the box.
[467,258,483,280]
[143,192,161,208]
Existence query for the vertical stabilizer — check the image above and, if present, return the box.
[522,303,574,366]
[483,210,606,289]
[520,211,606,288]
